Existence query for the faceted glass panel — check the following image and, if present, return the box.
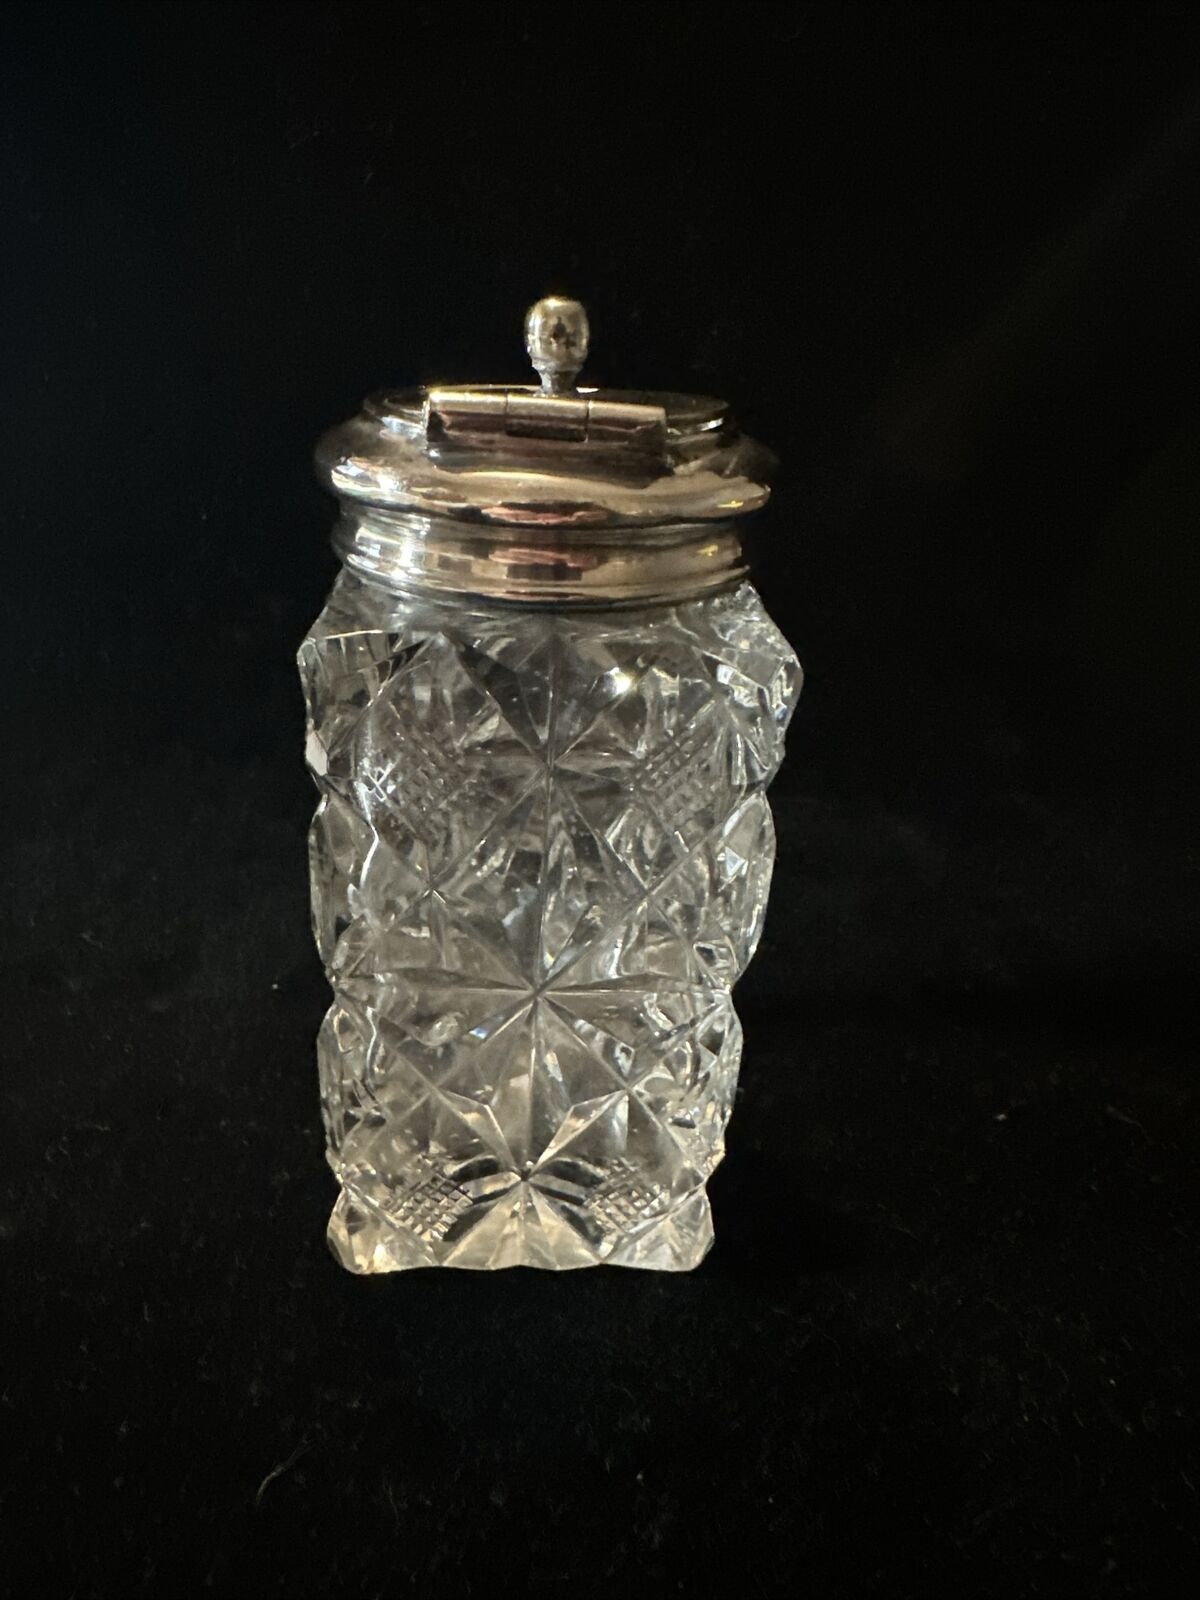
[300,572,800,1271]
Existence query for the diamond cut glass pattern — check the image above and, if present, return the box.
[300,571,800,1271]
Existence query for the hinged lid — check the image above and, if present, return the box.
[316,297,774,528]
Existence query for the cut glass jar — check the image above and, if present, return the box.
[300,298,801,1271]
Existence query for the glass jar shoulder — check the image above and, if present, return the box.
[298,574,801,739]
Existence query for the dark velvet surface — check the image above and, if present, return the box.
[3,5,1198,1595]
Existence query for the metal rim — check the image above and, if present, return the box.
[333,509,749,607]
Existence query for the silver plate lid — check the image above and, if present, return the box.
[316,297,774,529]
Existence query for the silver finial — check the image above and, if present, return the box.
[524,296,590,394]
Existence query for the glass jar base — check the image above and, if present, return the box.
[326,1185,715,1274]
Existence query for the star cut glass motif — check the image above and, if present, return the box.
[300,572,800,1271]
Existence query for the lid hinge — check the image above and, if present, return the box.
[425,388,667,455]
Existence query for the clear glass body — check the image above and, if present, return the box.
[299,567,801,1271]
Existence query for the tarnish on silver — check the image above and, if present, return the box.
[315,297,774,604]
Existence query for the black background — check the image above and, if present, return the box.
[3,3,1199,1595]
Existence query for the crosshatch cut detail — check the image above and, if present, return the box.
[300,573,801,1271]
